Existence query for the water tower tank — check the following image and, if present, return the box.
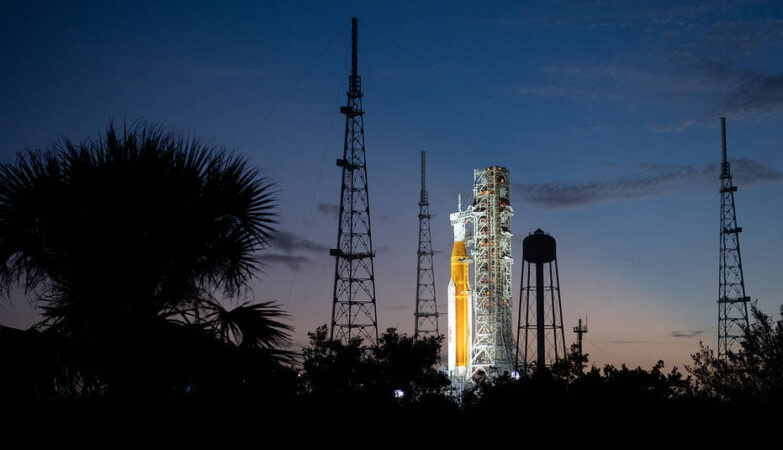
[522,229,556,264]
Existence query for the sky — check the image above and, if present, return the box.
[1,0,783,370]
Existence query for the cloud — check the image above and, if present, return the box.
[665,45,783,115]
[187,67,264,79]
[523,63,713,108]
[730,158,783,185]
[511,9,783,116]
[264,229,387,271]
[475,18,523,26]
[671,330,704,338]
[650,120,698,134]
[514,158,782,208]
[535,48,783,116]
[316,202,339,216]
[261,254,310,270]
[270,231,328,253]
[475,3,729,31]
[263,231,329,270]
[721,71,783,115]
[516,86,602,102]
[316,202,391,222]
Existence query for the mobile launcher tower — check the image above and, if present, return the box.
[448,166,515,380]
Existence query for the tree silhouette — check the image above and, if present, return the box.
[0,122,291,399]
[300,325,450,411]
[369,328,449,401]
[300,324,367,399]
[689,303,783,404]
[550,341,590,382]
[467,340,693,417]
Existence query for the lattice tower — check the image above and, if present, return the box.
[415,151,439,339]
[718,117,750,359]
[329,18,379,346]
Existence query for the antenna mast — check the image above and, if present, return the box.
[718,117,750,359]
[573,317,588,359]
[415,151,439,339]
[329,18,379,346]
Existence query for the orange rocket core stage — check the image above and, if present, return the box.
[451,240,470,368]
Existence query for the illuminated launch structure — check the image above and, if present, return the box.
[718,117,750,360]
[449,167,515,378]
[415,151,438,339]
[516,229,566,373]
[471,167,515,376]
[329,18,379,346]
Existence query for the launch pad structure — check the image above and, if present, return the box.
[449,166,515,379]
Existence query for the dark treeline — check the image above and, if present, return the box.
[0,124,781,427]
[3,309,781,426]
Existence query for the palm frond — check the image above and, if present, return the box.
[0,122,288,392]
[202,300,293,350]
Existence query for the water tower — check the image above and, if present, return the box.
[515,229,566,373]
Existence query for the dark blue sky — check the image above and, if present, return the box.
[2,0,783,367]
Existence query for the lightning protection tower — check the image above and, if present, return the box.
[516,229,566,374]
[415,151,439,339]
[329,18,379,346]
[718,117,750,360]
[470,166,515,376]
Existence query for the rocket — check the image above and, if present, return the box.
[448,198,472,378]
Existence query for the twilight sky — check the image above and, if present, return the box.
[2,0,783,369]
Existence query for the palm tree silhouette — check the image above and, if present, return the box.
[0,123,292,398]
